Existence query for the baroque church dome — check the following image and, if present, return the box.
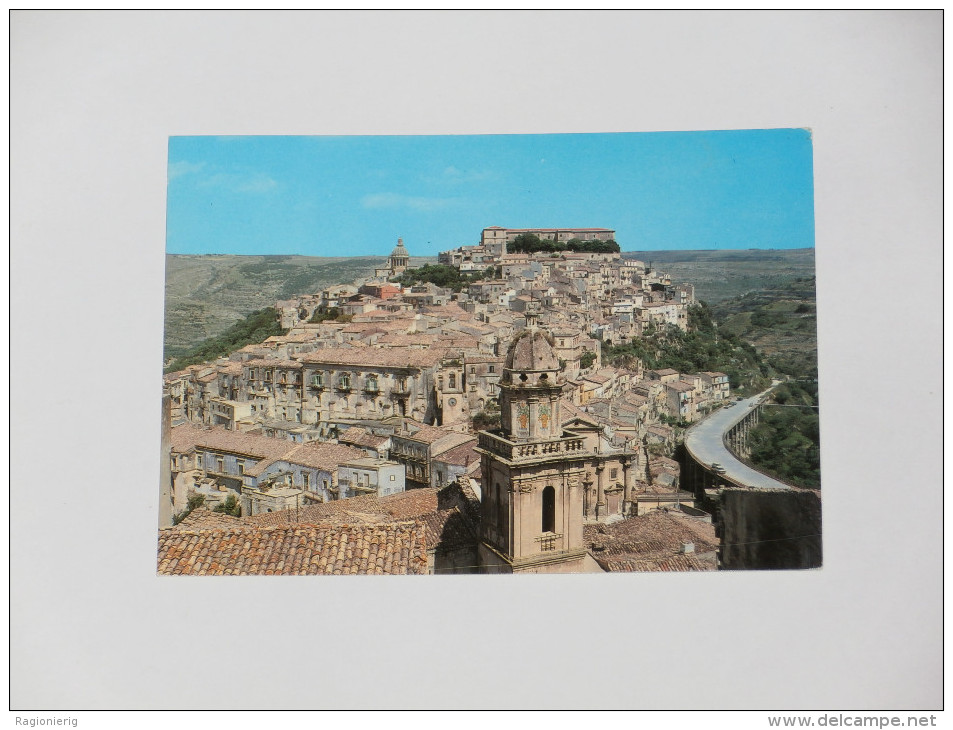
[390,240,410,258]
[503,329,560,373]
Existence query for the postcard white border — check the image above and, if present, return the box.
[10,10,942,710]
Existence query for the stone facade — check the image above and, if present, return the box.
[476,312,636,574]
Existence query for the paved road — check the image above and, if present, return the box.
[685,387,792,491]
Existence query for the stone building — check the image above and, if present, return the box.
[435,354,468,426]
[296,346,447,425]
[337,457,406,499]
[169,424,295,512]
[475,312,638,574]
[389,420,475,490]
[241,440,368,508]
[462,355,503,414]
[375,237,411,278]
[482,226,617,254]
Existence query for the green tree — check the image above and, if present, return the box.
[165,308,286,373]
[172,493,206,525]
[392,264,487,293]
[213,493,242,517]
[510,233,541,254]
[310,306,342,323]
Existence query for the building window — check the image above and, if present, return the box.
[238,461,245,475]
[449,374,456,389]
[216,458,225,473]
[542,486,555,533]
[489,365,495,374]
[610,468,618,480]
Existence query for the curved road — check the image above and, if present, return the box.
[685,386,792,491]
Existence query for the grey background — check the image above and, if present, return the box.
[10,11,942,710]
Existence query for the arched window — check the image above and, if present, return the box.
[542,486,556,533]
[449,373,456,389]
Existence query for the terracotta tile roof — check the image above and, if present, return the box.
[245,442,365,478]
[170,424,292,461]
[243,487,441,527]
[338,427,390,450]
[275,333,319,343]
[157,522,429,575]
[240,357,302,371]
[584,510,718,573]
[599,554,714,572]
[376,334,439,347]
[341,322,386,334]
[419,303,473,319]
[648,455,680,474]
[173,508,244,530]
[354,309,397,320]
[418,507,479,553]
[395,423,475,453]
[298,346,448,369]
[433,438,480,467]
[665,380,695,392]
[464,355,504,365]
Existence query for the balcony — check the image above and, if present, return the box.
[338,478,377,494]
[391,384,411,397]
[477,431,587,463]
[363,383,380,395]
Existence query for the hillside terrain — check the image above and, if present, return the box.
[710,276,817,377]
[163,254,435,358]
[623,248,815,304]
[165,248,817,368]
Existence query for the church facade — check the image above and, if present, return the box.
[476,308,638,574]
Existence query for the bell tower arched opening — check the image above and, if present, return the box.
[542,486,555,533]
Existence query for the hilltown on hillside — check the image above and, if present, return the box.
[159,226,814,575]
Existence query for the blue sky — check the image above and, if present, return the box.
[166,130,814,257]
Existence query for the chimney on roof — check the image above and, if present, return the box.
[680,541,695,554]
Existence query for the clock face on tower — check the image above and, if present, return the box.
[448,398,457,406]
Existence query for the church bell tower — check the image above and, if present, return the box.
[475,306,589,573]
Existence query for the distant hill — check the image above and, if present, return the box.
[164,248,816,363]
[163,253,435,358]
[711,276,818,377]
[622,248,815,304]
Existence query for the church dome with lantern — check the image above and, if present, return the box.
[503,329,561,378]
[389,239,410,259]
